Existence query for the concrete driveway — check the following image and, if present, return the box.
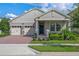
[0,44,37,56]
[0,36,37,56]
[0,36,32,44]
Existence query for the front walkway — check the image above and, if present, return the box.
[0,36,32,44]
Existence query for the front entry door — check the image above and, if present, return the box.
[39,22,44,35]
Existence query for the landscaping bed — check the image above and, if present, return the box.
[29,45,79,52]
[32,29,79,44]
[31,39,79,44]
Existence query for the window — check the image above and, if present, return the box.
[51,24,55,31]
[50,23,61,32]
[56,24,61,31]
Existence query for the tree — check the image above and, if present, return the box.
[0,18,10,34]
[71,3,79,28]
[73,3,79,8]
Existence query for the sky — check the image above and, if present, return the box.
[0,3,75,19]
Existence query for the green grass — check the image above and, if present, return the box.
[29,46,79,52]
[0,32,9,37]
[31,38,79,44]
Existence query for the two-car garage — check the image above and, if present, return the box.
[10,25,35,36]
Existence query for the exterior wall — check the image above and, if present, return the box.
[23,27,35,36]
[10,20,68,36]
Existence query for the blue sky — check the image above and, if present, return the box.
[0,3,74,19]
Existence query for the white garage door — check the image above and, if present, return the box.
[10,27,21,35]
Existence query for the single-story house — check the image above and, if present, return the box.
[9,9,71,38]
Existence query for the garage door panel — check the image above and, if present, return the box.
[10,28,21,35]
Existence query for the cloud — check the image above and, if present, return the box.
[52,3,69,10]
[40,3,50,12]
[24,10,28,13]
[39,3,73,13]
[27,3,73,13]
[5,13,17,19]
[37,3,66,12]
[29,3,50,12]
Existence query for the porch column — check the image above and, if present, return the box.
[68,20,71,31]
[35,20,39,38]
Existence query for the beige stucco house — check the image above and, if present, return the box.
[9,9,70,38]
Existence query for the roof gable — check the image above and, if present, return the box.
[10,9,44,23]
[36,10,69,20]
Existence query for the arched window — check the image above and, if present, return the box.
[50,23,61,32]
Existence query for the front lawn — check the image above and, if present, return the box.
[29,46,79,52]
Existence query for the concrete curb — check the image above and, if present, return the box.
[28,46,40,55]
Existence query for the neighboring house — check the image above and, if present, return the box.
[68,7,79,33]
[9,9,70,38]
[68,7,79,17]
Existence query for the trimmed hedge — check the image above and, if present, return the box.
[49,33,63,40]
[49,30,77,40]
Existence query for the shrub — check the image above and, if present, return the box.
[33,38,36,41]
[38,38,42,41]
[62,29,76,40]
[0,32,6,37]
[49,33,63,40]
[49,29,77,40]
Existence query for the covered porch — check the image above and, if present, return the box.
[35,19,70,38]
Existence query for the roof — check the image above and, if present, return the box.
[35,9,70,20]
[9,8,45,23]
[10,8,70,26]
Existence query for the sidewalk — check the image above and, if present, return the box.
[39,52,79,56]
[0,44,36,56]
[28,43,79,46]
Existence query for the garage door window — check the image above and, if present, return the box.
[12,26,21,28]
